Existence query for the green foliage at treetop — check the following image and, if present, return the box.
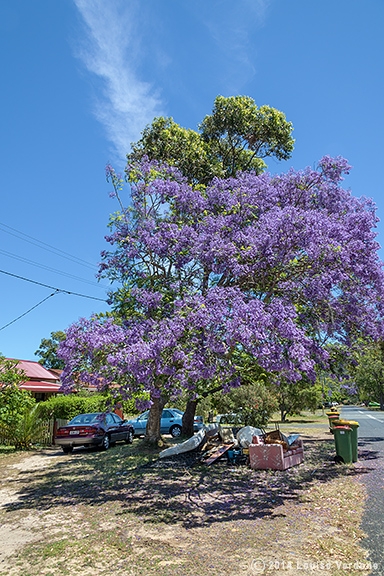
[127,95,294,186]
[200,95,295,176]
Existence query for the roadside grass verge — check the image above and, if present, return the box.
[0,425,373,576]
[270,408,332,425]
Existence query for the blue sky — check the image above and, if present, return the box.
[1,0,383,361]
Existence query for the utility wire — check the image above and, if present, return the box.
[0,248,106,288]
[0,221,97,270]
[0,293,57,331]
[0,269,107,302]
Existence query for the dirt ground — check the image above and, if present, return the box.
[0,431,373,576]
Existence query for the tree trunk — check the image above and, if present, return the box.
[182,398,197,437]
[145,395,166,445]
[380,391,384,411]
[280,405,287,423]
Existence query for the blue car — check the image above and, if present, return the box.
[128,408,204,438]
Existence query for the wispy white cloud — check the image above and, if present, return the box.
[73,0,165,163]
[199,0,271,93]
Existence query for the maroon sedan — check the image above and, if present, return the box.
[55,412,134,454]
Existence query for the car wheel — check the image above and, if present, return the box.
[170,425,182,438]
[62,446,73,454]
[125,430,134,444]
[101,434,110,450]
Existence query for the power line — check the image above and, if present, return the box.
[0,269,108,302]
[0,221,97,270]
[0,293,57,331]
[0,248,105,289]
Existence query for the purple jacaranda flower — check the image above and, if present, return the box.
[58,156,384,402]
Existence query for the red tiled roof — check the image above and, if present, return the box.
[7,359,59,382]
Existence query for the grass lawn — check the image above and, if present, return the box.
[0,417,372,576]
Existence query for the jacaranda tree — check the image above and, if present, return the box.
[59,156,384,443]
[125,94,294,434]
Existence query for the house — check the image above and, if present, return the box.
[7,359,63,401]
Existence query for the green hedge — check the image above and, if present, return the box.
[37,394,109,421]
[37,392,149,421]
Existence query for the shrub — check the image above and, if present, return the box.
[37,393,108,421]
[37,391,150,421]
[210,382,278,428]
[0,386,44,449]
[0,405,48,449]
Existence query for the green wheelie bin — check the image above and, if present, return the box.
[333,425,353,464]
[335,419,359,462]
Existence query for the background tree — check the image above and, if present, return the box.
[274,378,323,422]
[35,331,66,369]
[313,343,359,408]
[354,341,384,409]
[127,95,294,186]
[209,382,278,429]
[178,354,273,433]
[59,155,384,444]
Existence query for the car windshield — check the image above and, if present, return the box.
[69,414,103,425]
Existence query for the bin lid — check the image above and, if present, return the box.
[340,420,359,427]
[333,425,351,431]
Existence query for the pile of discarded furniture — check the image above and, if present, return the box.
[248,429,304,470]
[159,424,304,470]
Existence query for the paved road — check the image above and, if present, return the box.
[340,406,384,574]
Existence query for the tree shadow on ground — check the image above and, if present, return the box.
[2,438,375,529]
[357,438,384,462]
[358,437,384,444]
